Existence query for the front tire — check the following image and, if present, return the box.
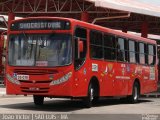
[84,83,94,108]
[33,95,44,105]
[128,82,140,103]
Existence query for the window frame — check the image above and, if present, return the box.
[116,36,128,62]
[90,30,103,60]
[139,42,147,65]
[103,33,117,61]
[89,29,157,66]
[148,44,156,66]
[128,40,136,63]
[74,26,88,70]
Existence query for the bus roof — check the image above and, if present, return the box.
[70,18,156,45]
[10,17,156,45]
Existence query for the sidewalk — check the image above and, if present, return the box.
[0,87,6,97]
[141,84,160,98]
[0,85,160,98]
[0,87,30,98]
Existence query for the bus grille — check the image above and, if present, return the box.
[21,87,49,93]
[19,80,52,84]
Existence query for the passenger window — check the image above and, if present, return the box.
[104,35,116,48]
[129,40,136,63]
[139,43,145,64]
[103,34,116,60]
[90,31,103,45]
[90,31,103,59]
[117,37,127,62]
[148,45,156,65]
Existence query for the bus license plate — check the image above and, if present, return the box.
[17,75,29,80]
[29,87,39,91]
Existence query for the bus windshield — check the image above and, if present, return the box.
[9,34,72,67]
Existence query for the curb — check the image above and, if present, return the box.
[0,94,32,98]
[0,89,6,97]
[0,92,6,97]
[0,88,32,98]
[141,94,160,98]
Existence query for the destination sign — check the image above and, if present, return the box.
[10,19,70,30]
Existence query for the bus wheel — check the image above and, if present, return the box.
[84,83,95,108]
[33,95,44,105]
[128,82,140,103]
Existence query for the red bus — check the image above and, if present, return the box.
[0,30,7,84]
[6,17,158,107]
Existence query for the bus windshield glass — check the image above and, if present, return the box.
[9,34,72,67]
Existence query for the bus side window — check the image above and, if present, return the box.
[148,44,156,65]
[139,42,145,64]
[129,40,136,63]
[117,37,126,62]
[74,27,87,69]
[103,34,116,60]
[90,30,103,59]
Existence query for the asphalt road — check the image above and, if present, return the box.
[0,96,160,120]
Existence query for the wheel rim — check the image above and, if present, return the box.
[134,86,138,100]
[90,87,94,101]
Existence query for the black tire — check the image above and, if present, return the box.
[92,96,99,104]
[128,82,140,103]
[84,83,94,108]
[33,95,44,105]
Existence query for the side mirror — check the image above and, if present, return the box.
[78,38,84,53]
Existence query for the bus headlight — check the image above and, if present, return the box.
[6,74,20,85]
[50,72,72,85]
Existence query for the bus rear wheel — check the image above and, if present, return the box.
[128,82,140,103]
[33,95,44,105]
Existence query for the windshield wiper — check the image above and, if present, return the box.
[21,31,28,41]
[21,32,34,59]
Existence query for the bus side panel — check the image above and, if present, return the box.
[89,60,116,97]
[99,61,115,96]
[141,65,158,94]
[72,59,92,97]
[127,65,148,95]
[72,60,116,97]
[127,65,158,95]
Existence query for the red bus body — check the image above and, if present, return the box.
[0,32,6,84]
[6,17,158,101]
